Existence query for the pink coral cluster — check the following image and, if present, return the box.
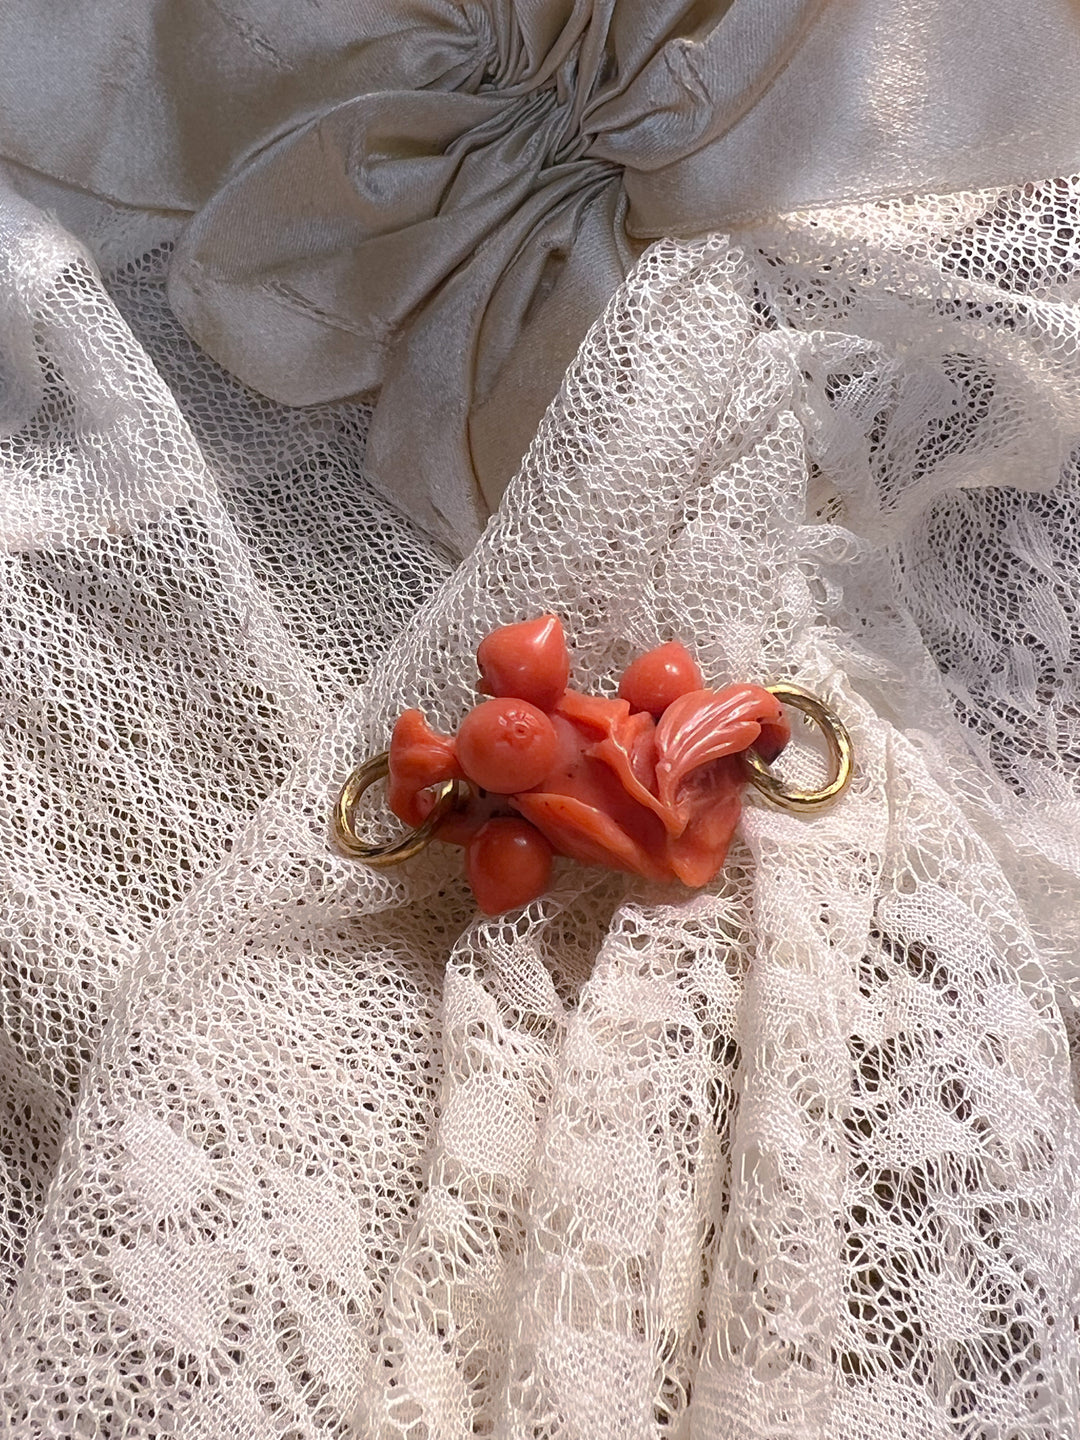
[389,616,789,914]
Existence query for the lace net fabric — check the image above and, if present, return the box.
[3,171,1080,1438]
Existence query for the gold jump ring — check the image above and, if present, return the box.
[332,752,466,866]
[744,683,854,813]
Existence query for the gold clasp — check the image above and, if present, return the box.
[743,683,854,813]
[332,752,467,866]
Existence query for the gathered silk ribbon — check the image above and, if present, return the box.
[3,0,1080,553]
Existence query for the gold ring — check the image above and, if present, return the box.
[744,683,854,813]
[332,751,466,866]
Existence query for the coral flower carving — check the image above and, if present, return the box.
[388,615,789,913]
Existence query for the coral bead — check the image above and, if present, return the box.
[476,614,570,710]
[618,641,704,718]
[456,697,558,794]
[466,818,553,914]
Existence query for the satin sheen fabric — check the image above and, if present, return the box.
[3,0,1080,552]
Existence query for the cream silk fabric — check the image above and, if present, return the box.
[4,0,1080,551]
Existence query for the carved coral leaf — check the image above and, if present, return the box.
[588,709,672,825]
[512,793,669,883]
[654,685,785,812]
[664,772,744,887]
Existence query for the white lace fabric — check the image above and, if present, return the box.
[2,172,1080,1437]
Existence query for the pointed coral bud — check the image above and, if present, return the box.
[476,614,570,710]
[466,818,553,914]
[618,641,704,718]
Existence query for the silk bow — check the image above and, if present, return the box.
[3,0,1079,551]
